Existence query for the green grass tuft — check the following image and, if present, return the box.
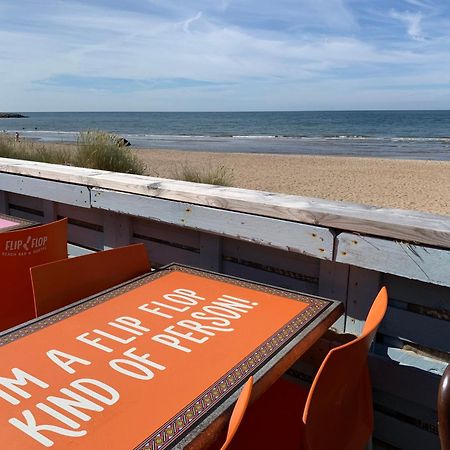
[0,131,146,175]
[173,163,234,186]
[75,131,146,175]
[0,135,71,164]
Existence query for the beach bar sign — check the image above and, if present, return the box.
[0,270,310,449]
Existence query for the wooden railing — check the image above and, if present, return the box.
[0,157,448,450]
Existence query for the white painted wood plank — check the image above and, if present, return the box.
[382,346,447,376]
[132,217,200,249]
[132,237,200,268]
[372,353,441,449]
[223,238,320,279]
[2,159,450,249]
[7,192,43,211]
[380,306,450,353]
[0,158,105,184]
[57,203,104,225]
[336,232,450,287]
[222,260,318,294]
[68,223,104,251]
[371,353,440,428]
[374,412,439,450]
[91,188,333,260]
[0,172,90,207]
[382,274,450,311]
[87,172,450,250]
[374,390,437,432]
[370,353,442,411]
[8,207,42,223]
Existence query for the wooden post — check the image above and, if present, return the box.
[42,200,57,223]
[199,233,222,272]
[103,212,132,249]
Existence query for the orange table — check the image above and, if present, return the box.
[0,213,37,233]
[0,264,343,450]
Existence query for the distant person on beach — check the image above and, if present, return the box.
[15,132,20,142]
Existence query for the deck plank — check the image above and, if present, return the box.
[91,188,334,260]
[1,159,450,248]
[336,232,450,287]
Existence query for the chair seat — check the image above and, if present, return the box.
[227,377,308,450]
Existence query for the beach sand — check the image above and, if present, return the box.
[23,143,450,216]
[134,148,450,217]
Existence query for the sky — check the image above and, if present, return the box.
[1,0,450,111]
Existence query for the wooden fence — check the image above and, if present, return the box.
[0,157,448,449]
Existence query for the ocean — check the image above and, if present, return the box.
[2,111,450,160]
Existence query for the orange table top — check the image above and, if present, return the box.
[0,264,343,450]
[0,213,37,233]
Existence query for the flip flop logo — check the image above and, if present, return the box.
[3,235,48,254]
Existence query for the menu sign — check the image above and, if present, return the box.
[0,269,321,449]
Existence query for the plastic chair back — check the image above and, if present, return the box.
[31,243,150,316]
[221,376,253,450]
[302,287,388,450]
[439,364,450,450]
[0,218,67,331]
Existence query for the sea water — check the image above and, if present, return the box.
[2,110,450,160]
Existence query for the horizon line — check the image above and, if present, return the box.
[4,109,450,114]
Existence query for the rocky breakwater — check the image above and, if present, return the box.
[0,113,28,118]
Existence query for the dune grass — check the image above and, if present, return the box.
[0,135,71,164]
[0,131,235,185]
[0,131,145,175]
[172,163,234,186]
[75,131,146,174]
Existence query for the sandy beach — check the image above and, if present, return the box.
[17,142,450,217]
[130,148,450,217]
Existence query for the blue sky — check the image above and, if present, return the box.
[1,0,450,111]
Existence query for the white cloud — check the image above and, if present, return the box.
[182,11,203,33]
[403,0,433,9]
[390,10,425,41]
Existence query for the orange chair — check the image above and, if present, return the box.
[0,218,68,331]
[31,243,151,316]
[438,363,450,450]
[220,376,254,450]
[227,287,388,450]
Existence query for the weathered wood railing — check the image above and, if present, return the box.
[0,157,448,450]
